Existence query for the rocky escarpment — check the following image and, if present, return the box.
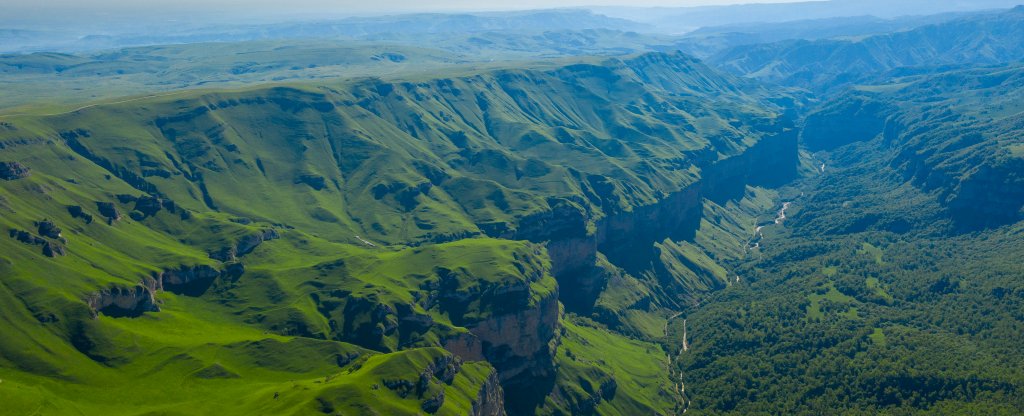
[158,264,243,296]
[0,161,30,180]
[803,82,1024,230]
[9,227,66,257]
[470,371,507,416]
[801,94,893,152]
[209,228,280,262]
[378,353,472,413]
[505,126,798,311]
[442,288,559,416]
[88,263,243,317]
[86,280,160,318]
[943,158,1024,229]
[459,291,560,384]
[481,201,592,278]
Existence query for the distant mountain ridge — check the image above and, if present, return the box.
[0,9,646,54]
[598,0,1023,33]
[711,7,1024,91]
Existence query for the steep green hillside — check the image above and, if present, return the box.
[0,52,795,415]
[668,62,1024,415]
[672,135,1024,416]
[802,64,1024,229]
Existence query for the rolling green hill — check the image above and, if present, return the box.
[0,51,796,415]
[6,6,1024,414]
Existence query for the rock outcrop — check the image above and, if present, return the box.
[470,371,507,416]
[67,205,94,224]
[0,161,30,180]
[36,219,62,239]
[440,284,559,415]
[209,228,279,261]
[945,160,1024,229]
[133,196,164,217]
[157,265,224,296]
[96,201,120,222]
[87,263,243,317]
[87,282,160,317]
[9,228,66,257]
[463,291,559,384]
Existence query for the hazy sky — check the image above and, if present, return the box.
[7,0,807,14]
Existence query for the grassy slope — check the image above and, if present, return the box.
[0,52,788,414]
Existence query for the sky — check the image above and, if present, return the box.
[5,0,809,15]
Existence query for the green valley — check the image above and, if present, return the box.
[3,2,1024,415]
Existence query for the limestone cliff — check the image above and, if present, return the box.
[470,370,508,416]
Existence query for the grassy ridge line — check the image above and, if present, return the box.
[0,51,777,247]
[0,51,784,414]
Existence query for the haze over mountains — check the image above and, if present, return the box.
[3,0,1023,53]
[2,1,1024,415]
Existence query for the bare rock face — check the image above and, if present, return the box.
[443,332,485,362]
[470,371,507,416]
[0,161,30,180]
[545,237,598,278]
[158,265,223,296]
[87,283,159,317]
[945,160,1024,229]
[465,291,559,384]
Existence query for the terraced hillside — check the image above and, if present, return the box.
[0,52,796,415]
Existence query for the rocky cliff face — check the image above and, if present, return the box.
[158,265,226,296]
[433,255,561,389]
[803,75,1024,231]
[508,126,798,312]
[470,371,508,416]
[88,263,241,317]
[464,290,559,384]
[87,281,159,318]
[943,159,1024,229]
[801,94,892,152]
